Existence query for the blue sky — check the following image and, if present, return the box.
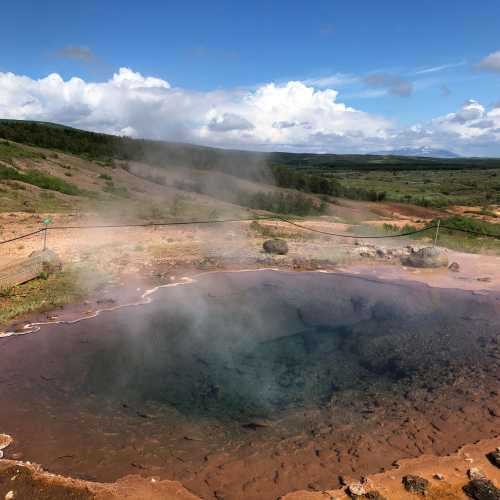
[1,0,500,155]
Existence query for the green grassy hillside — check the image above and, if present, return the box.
[1,119,499,208]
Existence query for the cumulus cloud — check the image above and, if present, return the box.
[364,73,413,97]
[56,45,96,63]
[0,67,499,156]
[408,100,500,155]
[478,50,500,73]
[0,67,391,152]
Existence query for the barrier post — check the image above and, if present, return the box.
[42,217,52,251]
[433,219,441,246]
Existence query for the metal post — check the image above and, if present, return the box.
[433,219,441,246]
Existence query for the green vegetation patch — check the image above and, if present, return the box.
[0,139,41,161]
[240,190,326,216]
[0,265,108,327]
[318,169,500,207]
[378,215,500,254]
[0,164,82,196]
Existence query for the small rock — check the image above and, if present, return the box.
[433,473,445,481]
[263,239,288,255]
[487,450,500,468]
[347,483,367,496]
[5,492,15,500]
[468,468,486,480]
[463,479,500,500]
[448,262,460,272]
[402,475,429,494]
[353,246,376,258]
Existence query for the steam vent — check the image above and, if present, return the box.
[1,270,499,499]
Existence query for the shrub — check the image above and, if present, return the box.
[238,190,326,216]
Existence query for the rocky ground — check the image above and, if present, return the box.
[0,439,499,499]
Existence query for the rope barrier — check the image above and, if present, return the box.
[0,228,45,245]
[276,217,438,239]
[0,216,499,246]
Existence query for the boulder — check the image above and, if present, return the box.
[29,249,62,274]
[263,239,288,255]
[401,247,448,268]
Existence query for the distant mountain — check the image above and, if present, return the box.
[372,147,460,158]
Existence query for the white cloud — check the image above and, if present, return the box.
[0,68,499,156]
[0,68,391,153]
[478,50,500,73]
[392,100,500,156]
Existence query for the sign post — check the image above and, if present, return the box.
[42,217,52,251]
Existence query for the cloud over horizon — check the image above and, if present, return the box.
[0,67,499,156]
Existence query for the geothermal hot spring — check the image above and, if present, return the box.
[1,270,499,500]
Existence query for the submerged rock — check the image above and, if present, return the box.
[468,468,486,480]
[0,434,13,459]
[402,475,429,494]
[402,247,448,268]
[486,449,500,468]
[263,239,289,255]
[360,493,387,500]
[463,479,500,500]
